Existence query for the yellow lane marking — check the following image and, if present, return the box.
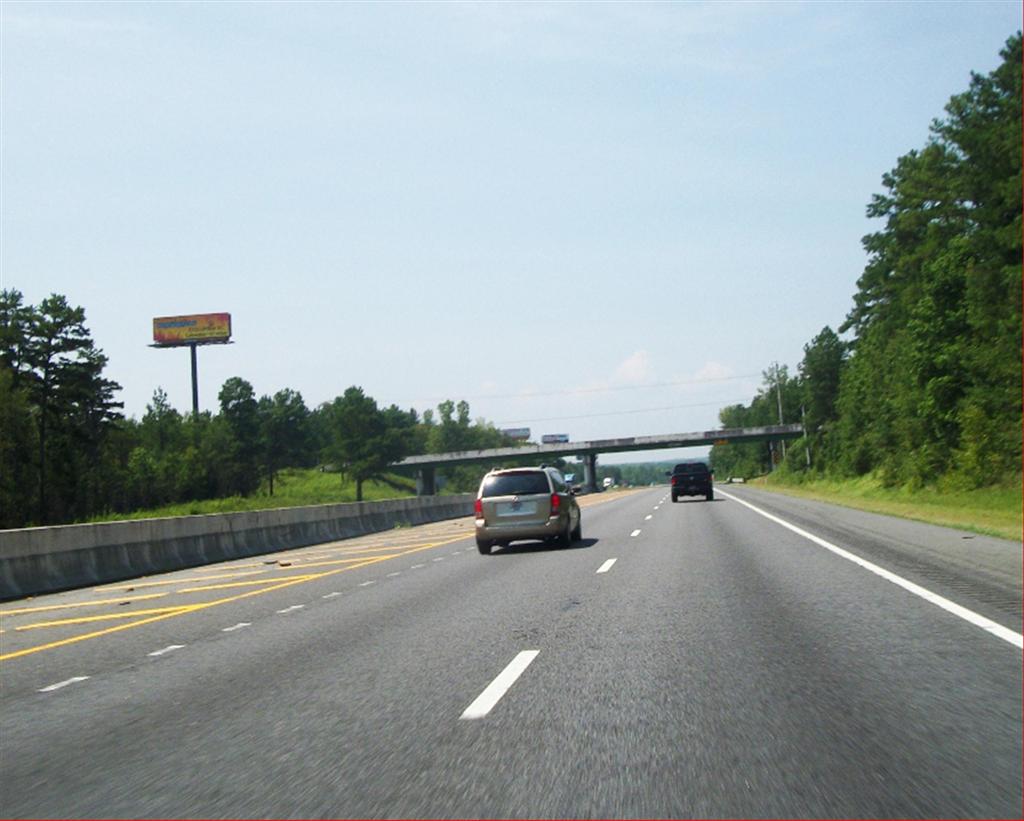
[270,556,403,571]
[176,574,322,593]
[0,535,469,663]
[16,606,194,630]
[323,541,423,553]
[98,570,268,590]
[0,593,169,616]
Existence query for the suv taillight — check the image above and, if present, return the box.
[474,498,483,518]
[550,493,561,514]
[671,476,678,486]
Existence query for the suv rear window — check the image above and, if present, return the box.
[673,463,709,474]
[481,472,551,497]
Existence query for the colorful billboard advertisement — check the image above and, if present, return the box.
[541,433,570,444]
[153,313,231,346]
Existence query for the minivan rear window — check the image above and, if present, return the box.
[481,472,551,497]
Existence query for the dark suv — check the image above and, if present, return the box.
[668,462,713,502]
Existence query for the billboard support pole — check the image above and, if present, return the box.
[190,343,199,417]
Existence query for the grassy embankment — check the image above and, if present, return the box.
[747,473,1022,542]
[88,468,417,522]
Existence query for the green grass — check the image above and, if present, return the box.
[88,468,417,522]
[747,473,1022,541]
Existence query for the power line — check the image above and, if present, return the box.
[402,373,762,404]
[496,397,752,426]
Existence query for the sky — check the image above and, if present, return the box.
[2,1,1020,464]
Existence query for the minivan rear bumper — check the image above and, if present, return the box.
[475,515,563,543]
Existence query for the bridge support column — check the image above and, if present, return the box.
[582,454,598,493]
[417,467,436,496]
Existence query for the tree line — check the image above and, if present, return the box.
[712,34,1021,489]
[0,290,515,528]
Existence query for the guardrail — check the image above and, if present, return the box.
[0,495,474,600]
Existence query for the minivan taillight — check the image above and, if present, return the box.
[550,493,561,514]
[474,498,483,518]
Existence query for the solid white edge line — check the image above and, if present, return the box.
[597,558,617,574]
[39,676,90,692]
[630,529,641,537]
[460,650,539,720]
[716,488,1024,650]
[148,644,185,657]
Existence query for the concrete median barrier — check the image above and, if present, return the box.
[0,495,474,600]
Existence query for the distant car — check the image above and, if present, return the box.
[474,466,582,554]
[668,462,714,502]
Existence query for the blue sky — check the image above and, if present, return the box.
[2,1,1020,463]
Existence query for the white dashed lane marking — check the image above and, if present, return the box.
[148,644,185,657]
[630,529,641,537]
[597,559,617,574]
[276,605,305,614]
[322,592,342,599]
[359,580,376,587]
[39,676,89,693]
[461,651,539,720]
[223,622,250,632]
[645,515,652,520]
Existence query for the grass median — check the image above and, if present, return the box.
[743,473,1021,541]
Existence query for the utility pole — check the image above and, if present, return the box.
[772,362,786,461]
[801,404,811,469]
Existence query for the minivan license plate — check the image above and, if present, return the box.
[497,501,537,516]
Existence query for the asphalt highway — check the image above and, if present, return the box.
[1,485,1020,818]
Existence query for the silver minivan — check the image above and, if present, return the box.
[473,467,582,554]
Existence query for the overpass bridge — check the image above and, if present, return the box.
[395,423,804,494]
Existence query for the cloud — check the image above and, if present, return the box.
[612,350,655,385]
[693,360,733,381]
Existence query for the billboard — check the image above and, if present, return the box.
[501,427,531,441]
[541,433,570,444]
[153,313,231,346]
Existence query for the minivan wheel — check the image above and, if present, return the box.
[476,537,493,555]
[671,492,678,503]
[706,489,714,501]
[558,519,573,548]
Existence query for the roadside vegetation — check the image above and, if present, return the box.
[745,473,1022,542]
[712,35,1021,520]
[88,468,417,522]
